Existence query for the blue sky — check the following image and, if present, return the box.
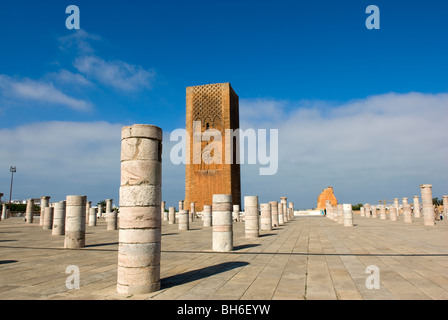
[1,0,447,208]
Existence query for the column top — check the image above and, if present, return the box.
[420,184,432,188]
[121,124,162,141]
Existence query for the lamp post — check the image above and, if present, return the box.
[9,166,16,211]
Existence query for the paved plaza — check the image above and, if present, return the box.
[0,213,447,300]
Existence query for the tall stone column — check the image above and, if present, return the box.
[64,195,87,248]
[178,210,189,231]
[403,204,412,223]
[168,207,175,224]
[289,202,294,220]
[413,196,421,218]
[379,205,386,220]
[394,198,399,217]
[278,201,284,225]
[212,194,233,252]
[420,184,435,226]
[260,203,272,231]
[117,124,162,295]
[161,201,166,220]
[364,204,371,218]
[442,195,448,220]
[325,200,332,219]
[390,207,398,222]
[89,208,97,227]
[371,206,378,219]
[270,201,279,227]
[280,197,287,222]
[343,204,354,226]
[85,201,92,224]
[43,207,54,230]
[179,201,184,211]
[52,201,66,236]
[190,202,195,222]
[97,204,103,218]
[337,204,344,224]
[360,206,365,217]
[203,205,212,227]
[232,205,240,222]
[1,203,6,220]
[106,199,117,230]
[244,196,259,238]
[26,199,34,223]
[39,196,50,226]
[402,197,408,206]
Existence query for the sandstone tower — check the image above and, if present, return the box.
[185,83,241,212]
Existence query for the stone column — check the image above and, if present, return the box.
[161,201,166,220]
[232,205,240,222]
[39,196,50,225]
[413,196,421,218]
[402,197,408,206]
[85,201,92,224]
[212,194,233,252]
[371,206,378,219]
[280,197,287,222]
[270,201,279,227]
[1,203,6,220]
[343,204,354,227]
[89,208,97,227]
[325,200,332,219]
[360,206,365,217]
[64,195,87,248]
[203,205,212,227]
[43,207,54,230]
[97,204,103,218]
[244,196,259,238]
[403,204,412,223]
[379,205,386,220]
[190,202,195,222]
[394,198,399,217]
[168,207,175,224]
[52,201,66,236]
[278,201,284,225]
[260,203,272,231]
[442,195,448,219]
[327,205,334,221]
[106,199,117,230]
[117,124,162,295]
[179,201,184,211]
[420,184,435,226]
[337,204,344,224]
[364,204,371,218]
[289,202,294,220]
[26,199,34,223]
[178,210,189,231]
[390,206,398,222]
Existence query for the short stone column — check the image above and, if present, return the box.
[39,196,50,225]
[337,204,344,224]
[190,202,195,222]
[442,195,448,220]
[244,196,259,238]
[360,206,365,217]
[394,198,399,216]
[260,203,272,231]
[325,200,332,219]
[106,199,117,230]
[117,124,162,295]
[43,207,54,230]
[403,204,412,223]
[212,194,233,252]
[85,201,92,224]
[178,210,189,231]
[371,206,378,219]
[52,201,66,236]
[89,208,97,227]
[327,205,334,220]
[232,205,240,222]
[278,201,284,225]
[364,204,371,218]
[413,196,421,218]
[161,201,166,220]
[203,205,212,227]
[168,207,175,224]
[289,202,294,220]
[26,199,34,223]
[420,184,435,226]
[390,207,398,221]
[379,205,386,220]
[64,195,87,248]
[270,201,279,227]
[343,204,354,226]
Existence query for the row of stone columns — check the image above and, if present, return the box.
[325,201,354,226]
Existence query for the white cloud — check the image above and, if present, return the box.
[74,55,156,92]
[0,75,93,111]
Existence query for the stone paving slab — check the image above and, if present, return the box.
[0,214,447,300]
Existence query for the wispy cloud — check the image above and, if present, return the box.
[0,75,93,111]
